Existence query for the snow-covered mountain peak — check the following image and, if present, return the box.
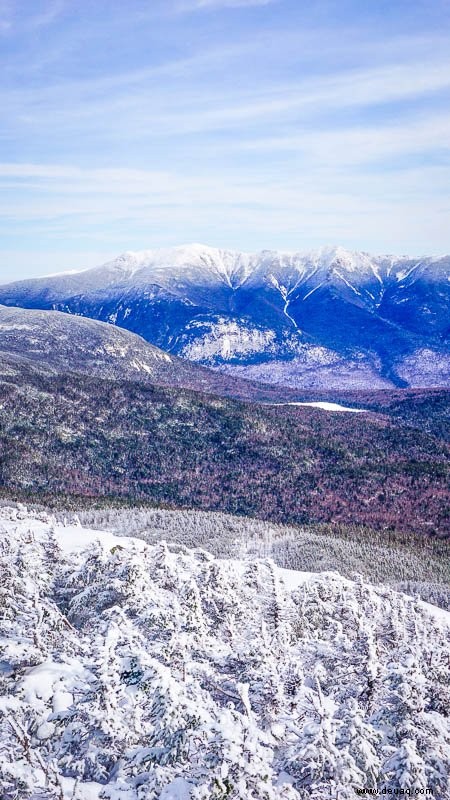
[87,244,384,282]
[309,244,376,277]
[97,243,255,290]
[24,244,449,295]
[0,242,448,391]
[10,242,449,291]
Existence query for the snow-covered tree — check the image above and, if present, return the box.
[0,506,448,800]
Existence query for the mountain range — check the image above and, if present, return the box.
[1,256,449,798]
[1,243,448,389]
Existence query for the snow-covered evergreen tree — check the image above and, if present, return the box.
[0,506,449,800]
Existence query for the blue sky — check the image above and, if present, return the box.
[1,0,450,280]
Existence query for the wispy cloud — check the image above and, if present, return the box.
[0,0,13,32]
[0,0,65,35]
[1,0,450,277]
[234,113,450,165]
[3,52,450,147]
[0,152,448,251]
[176,0,275,10]
[27,0,65,30]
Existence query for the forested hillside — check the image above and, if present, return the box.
[0,365,448,534]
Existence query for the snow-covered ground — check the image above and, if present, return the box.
[274,401,368,413]
[397,348,450,387]
[1,506,449,799]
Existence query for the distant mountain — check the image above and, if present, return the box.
[0,244,448,389]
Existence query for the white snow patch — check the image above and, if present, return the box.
[60,777,106,799]
[182,319,276,362]
[278,568,315,590]
[18,659,85,707]
[159,777,192,799]
[301,281,324,301]
[39,522,147,555]
[333,271,364,298]
[277,401,368,413]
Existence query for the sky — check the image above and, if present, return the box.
[1,0,450,281]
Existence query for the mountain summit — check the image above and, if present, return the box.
[1,244,448,389]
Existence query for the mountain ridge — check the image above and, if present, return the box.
[1,243,449,389]
[28,242,450,293]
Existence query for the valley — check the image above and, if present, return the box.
[0,347,448,535]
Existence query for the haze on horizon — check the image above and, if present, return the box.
[1,0,450,282]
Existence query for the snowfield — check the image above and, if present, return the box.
[0,506,449,799]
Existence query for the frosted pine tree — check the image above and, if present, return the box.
[336,697,381,789]
[282,679,344,791]
[382,735,427,792]
[0,508,449,800]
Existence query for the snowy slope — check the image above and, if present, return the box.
[0,304,173,378]
[0,304,288,402]
[0,244,448,389]
[1,506,449,799]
